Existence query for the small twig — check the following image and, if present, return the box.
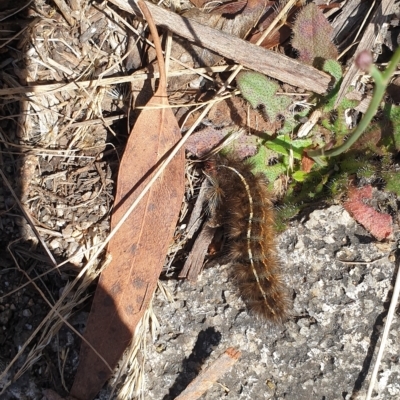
[179,224,217,281]
[336,254,390,265]
[174,348,241,400]
[52,0,75,26]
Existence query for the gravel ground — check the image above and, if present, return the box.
[144,205,399,400]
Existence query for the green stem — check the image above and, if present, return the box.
[308,47,400,159]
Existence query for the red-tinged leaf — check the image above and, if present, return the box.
[185,126,257,159]
[70,2,185,399]
[291,3,338,68]
[301,153,315,173]
[344,185,393,241]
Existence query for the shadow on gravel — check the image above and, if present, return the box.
[163,327,222,400]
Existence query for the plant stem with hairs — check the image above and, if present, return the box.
[307,47,400,161]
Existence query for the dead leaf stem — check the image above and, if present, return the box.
[137,0,166,90]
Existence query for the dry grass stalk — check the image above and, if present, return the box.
[0,65,235,97]
[110,294,160,400]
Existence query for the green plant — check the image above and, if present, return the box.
[383,171,400,196]
[307,47,400,161]
[236,71,301,134]
[236,22,400,230]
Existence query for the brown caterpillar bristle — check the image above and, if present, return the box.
[205,155,291,324]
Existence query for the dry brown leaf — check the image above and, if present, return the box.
[209,0,249,15]
[69,1,185,399]
[248,0,297,48]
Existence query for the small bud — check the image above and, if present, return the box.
[355,50,373,72]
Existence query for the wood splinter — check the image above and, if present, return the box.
[174,347,241,400]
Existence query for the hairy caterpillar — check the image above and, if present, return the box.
[204,155,290,324]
